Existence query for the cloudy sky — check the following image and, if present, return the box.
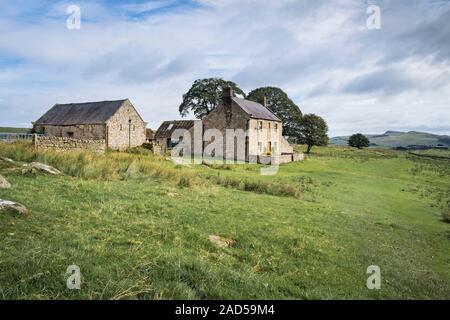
[0,0,449,136]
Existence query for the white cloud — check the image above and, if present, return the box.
[0,0,449,136]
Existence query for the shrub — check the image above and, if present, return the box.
[442,210,450,223]
[178,176,192,188]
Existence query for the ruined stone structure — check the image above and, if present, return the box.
[154,120,199,155]
[33,99,147,151]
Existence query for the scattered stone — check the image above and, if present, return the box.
[22,162,61,175]
[208,235,237,248]
[0,157,16,165]
[0,175,11,189]
[0,199,29,215]
[167,192,180,197]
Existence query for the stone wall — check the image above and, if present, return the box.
[33,135,106,153]
[106,100,147,150]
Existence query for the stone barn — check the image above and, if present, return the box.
[33,99,147,150]
[154,120,199,154]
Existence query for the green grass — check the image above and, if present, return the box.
[409,149,450,159]
[0,142,449,299]
[330,131,450,148]
[0,127,31,134]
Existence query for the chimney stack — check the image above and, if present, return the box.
[222,86,233,106]
[258,96,267,107]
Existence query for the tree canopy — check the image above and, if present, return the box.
[247,87,302,139]
[179,78,245,119]
[298,114,329,153]
[348,133,370,149]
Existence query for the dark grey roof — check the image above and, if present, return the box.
[34,99,127,125]
[232,97,281,122]
[155,120,196,139]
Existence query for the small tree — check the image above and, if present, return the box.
[348,133,370,149]
[247,87,302,140]
[299,114,329,153]
[179,78,245,119]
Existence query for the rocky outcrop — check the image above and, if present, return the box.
[208,235,237,248]
[0,175,11,189]
[0,157,16,165]
[0,199,28,215]
[22,162,61,175]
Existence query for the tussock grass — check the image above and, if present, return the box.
[209,175,301,198]
[442,210,450,223]
[0,142,198,183]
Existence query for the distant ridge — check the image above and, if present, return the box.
[330,131,450,149]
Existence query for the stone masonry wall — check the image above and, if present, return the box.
[34,135,106,153]
[106,100,147,150]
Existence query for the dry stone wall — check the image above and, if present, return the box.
[33,135,106,153]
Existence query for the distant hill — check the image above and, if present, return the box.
[0,127,31,134]
[330,131,450,149]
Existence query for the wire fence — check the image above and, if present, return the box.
[0,133,42,142]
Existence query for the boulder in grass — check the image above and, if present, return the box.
[22,162,61,175]
[0,157,16,165]
[0,175,11,189]
[208,235,237,248]
[0,199,28,215]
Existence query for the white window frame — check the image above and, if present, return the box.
[258,121,263,130]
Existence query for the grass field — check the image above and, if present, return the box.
[330,131,450,148]
[0,127,31,134]
[409,149,450,160]
[0,142,449,299]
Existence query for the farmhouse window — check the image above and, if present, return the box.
[258,121,263,130]
[274,123,278,130]
[120,124,123,131]
[258,142,262,153]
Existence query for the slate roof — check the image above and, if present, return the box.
[232,97,281,122]
[155,120,196,139]
[34,99,128,126]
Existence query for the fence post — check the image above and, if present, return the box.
[33,134,38,150]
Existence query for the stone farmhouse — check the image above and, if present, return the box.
[202,87,299,164]
[33,99,147,150]
[154,87,302,164]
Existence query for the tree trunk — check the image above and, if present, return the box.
[306,144,312,153]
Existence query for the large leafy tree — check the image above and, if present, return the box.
[179,78,245,119]
[298,114,329,153]
[348,133,370,149]
[247,87,302,139]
